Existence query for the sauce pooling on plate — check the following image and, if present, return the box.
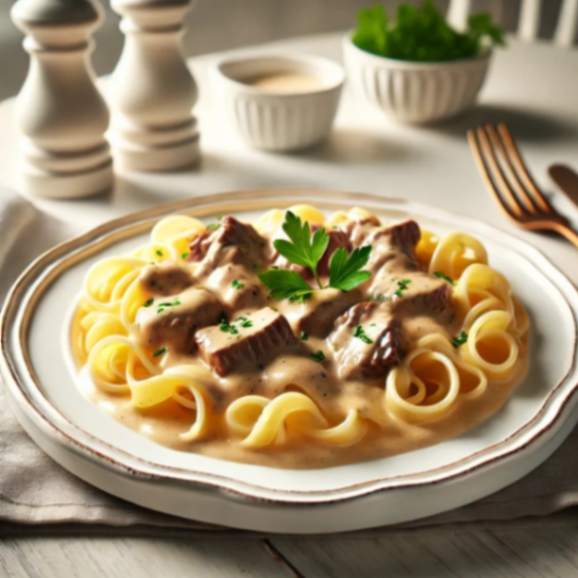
[71,205,529,469]
[241,71,325,93]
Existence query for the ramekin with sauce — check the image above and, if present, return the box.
[212,54,344,151]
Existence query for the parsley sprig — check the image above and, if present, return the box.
[393,278,412,298]
[259,212,372,302]
[353,325,373,344]
[434,271,454,285]
[451,331,468,348]
[156,298,181,314]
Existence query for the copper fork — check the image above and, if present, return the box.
[467,123,578,248]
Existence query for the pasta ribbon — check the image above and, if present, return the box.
[429,232,488,279]
[150,214,206,256]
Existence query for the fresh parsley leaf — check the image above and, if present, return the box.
[235,316,253,328]
[310,350,326,363]
[207,222,220,232]
[153,346,167,357]
[143,298,154,308]
[352,1,504,62]
[353,325,373,344]
[156,298,181,314]
[434,271,454,285]
[231,279,245,290]
[155,249,163,257]
[300,330,309,341]
[273,211,329,284]
[451,330,468,348]
[219,317,239,336]
[258,269,313,302]
[181,251,190,260]
[329,245,372,291]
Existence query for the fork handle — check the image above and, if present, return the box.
[553,222,578,249]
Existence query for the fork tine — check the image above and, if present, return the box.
[467,128,520,222]
[497,123,554,213]
[484,124,538,213]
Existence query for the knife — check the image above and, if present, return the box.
[549,164,578,209]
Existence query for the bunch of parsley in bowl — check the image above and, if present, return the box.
[343,1,504,123]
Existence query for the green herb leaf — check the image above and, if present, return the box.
[434,271,454,285]
[219,317,239,336]
[352,1,504,62]
[310,350,326,363]
[393,278,412,298]
[258,269,313,302]
[156,298,181,314]
[143,298,154,308]
[235,316,253,329]
[300,330,309,341]
[231,279,245,290]
[207,223,220,232]
[153,346,167,357]
[273,211,329,281]
[353,325,373,344]
[181,251,190,260]
[451,330,469,348]
[329,245,372,292]
[155,249,164,257]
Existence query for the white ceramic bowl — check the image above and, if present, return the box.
[212,54,344,151]
[343,35,491,123]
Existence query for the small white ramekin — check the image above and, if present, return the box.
[343,35,491,124]
[212,54,344,151]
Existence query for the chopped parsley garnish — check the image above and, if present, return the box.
[353,324,373,344]
[156,298,181,314]
[300,330,309,341]
[451,331,469,348]
[219,317,239,335]
[207,222,220,232]
[370,293,387,303]
[259,212,372,301]
[155,249,164,257]
[231,279,245,290]
[393,278,412,298]
[235,316,253,329]
[143,298,154,308]
[310,350,326,363]
[434,271,454,285]
[153,346,167,357]
[181,251,190,260]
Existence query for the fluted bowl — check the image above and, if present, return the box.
[213,54,344,151]
[343,35,491,124]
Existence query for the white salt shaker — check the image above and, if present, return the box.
[108,0,200,172]
[11,0,113,199]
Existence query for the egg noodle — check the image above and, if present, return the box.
[71,206,528,452]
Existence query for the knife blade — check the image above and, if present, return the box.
[549,164,578,209]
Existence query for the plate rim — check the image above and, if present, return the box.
[2,188,578,506]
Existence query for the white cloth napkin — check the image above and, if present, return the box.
[0,188,577,535]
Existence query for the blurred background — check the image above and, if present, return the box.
[0,0,568,100]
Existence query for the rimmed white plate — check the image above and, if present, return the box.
[2,190,577,534]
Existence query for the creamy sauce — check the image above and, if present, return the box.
[78,216,529,469]
[242,71,324,93]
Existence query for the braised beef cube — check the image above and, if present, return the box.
[284,288,361,338]
[204,264,266,310]
[330,302,404,379]
[370,271,452,316]
[191,217,269,277]
[195,307,298,376]
[138,288,225,354]
[139,263,194,296]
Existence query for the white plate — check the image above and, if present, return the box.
[2,190,577,534]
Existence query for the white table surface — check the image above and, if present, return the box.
[1,32,578,578]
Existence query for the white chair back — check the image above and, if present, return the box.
[447,0,578,47]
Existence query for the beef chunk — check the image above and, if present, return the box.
[195,307,298,376]
[284,288,361,338]
[330,302,404,379]
[138,288,225,354]
[190,217,269,277]
[370,271,452,317]
[204,264,266,310]
[139,263,194,296]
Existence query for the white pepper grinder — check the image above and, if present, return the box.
[11,0,113,198]
[108,0,200,172]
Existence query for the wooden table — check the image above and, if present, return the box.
[1,33,578,577]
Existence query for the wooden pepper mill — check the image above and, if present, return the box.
[11,0,113,199]
[109,0,200,172]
